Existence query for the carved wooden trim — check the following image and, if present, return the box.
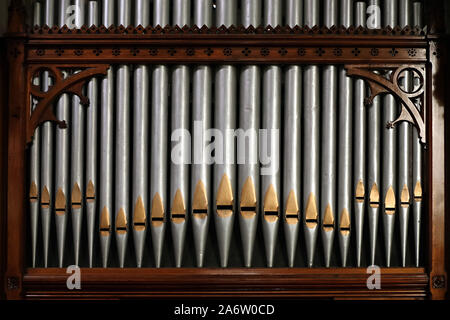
[345,64,426,145]
[26,64,110,144]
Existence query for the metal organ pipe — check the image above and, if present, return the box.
[171,0,191,268]
[85,0,98,268]
[191,0,213,268]
[382,0,398,268]
[367,0,381,266]
[70,0,87,268]
[320,0,337,268]
[151,0,170,268]
[214,0,237,268]
[283,0,302,268]
[99,0,115,268]
[398,0,412,268]
[41,0,55,268]
[239,0,261,268]
[337,0,353,267]
[132,0,150,268]
[303,0,320,268]
[353,1,367,267]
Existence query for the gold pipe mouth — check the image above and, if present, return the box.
[171,189,186,224]
[55,188,66,216]
[216,174,234,218]
[193,180,208,219]
[400,184,410,208]
[355,180,365,203]
[41,185,50,209]
[339,208,351,236]
[322,204,334,232]
[133,196,146,231]
[263,184,279,222]
[414,181,422,202]
[71,183,82,209]
[100,206,111,236]
[285,190,299,224]
[305,193,318,229]
[369,183,380,208]
[151,192,165,227]
[240,206,256,219]
[115,208,128,235]
[385,186,396,215]
[86,180,95,203]
[30,181,38,202]
[240,177,257,219]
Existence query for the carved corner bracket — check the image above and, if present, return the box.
[26,64,110,144]
[345,64,426,146]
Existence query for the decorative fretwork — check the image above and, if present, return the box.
[345,64,426,146]
[26,64,109,144]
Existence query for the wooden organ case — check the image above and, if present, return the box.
[1,0,448,300]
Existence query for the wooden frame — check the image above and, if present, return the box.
[2,0,447,300]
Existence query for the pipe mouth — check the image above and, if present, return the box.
[264,210,279,222]
[217,205,233,218]
[322,224,334,232]
[340,227,351,236]
[171,213,186,224]
[305,219,318,229]
[240,206,256,218]
[285,213,299,224]
[193,208,208,219]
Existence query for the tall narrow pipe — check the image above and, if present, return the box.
[70,0,86,268]
[283,0,302,268]
[238,0,261,268]
[320,0,337,268]
[151,0,169,268]
[192,0,213,268]
[132,0,150,268]
[54,0,70,269]
[115,0,131,268]
[412,1,423,268]
[40,0,55,268]
[354,1,367,267]
[85,0,99,268]
[171,0,191,268]
[99,0,114,268]
[261,0,281,268]
[303,0,320,268]
[367,0,381,266]
[398,0,412,267]
[191,0,213,268]
[337,0,353,267]
[382,0,398,268]
[30,1,42,268]
[214,0,237,268]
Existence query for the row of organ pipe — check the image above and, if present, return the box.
[29,0,425,268]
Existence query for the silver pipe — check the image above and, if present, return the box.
[261,0,281,268]
[320,0,337,269]
[99,0,114,268]
[398,0,412,268]
[367,0,381,266]
[337,0,353,268]
[70,0,86,268]
[132,0,150,268]
[412,1,423,268]
[192,0,212,268]
[30,1,41,268]
[214,0,237,268]
[354,1,366,267]
[238,0,260,268]
[115,0,131,268]
[283,0,302,268]
[151,0,169,268]
[40,0,55,268]
[54,0,70,269]
[170,0,191,268]
[85,0,98,268]
[382,0,398,268]
[303,0,319,267]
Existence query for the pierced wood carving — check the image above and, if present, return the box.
[26,64,109,144]
[345,64,426,146]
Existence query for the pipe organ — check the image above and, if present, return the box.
[2,0,448,299]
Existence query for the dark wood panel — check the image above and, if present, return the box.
[23,268,428,300]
